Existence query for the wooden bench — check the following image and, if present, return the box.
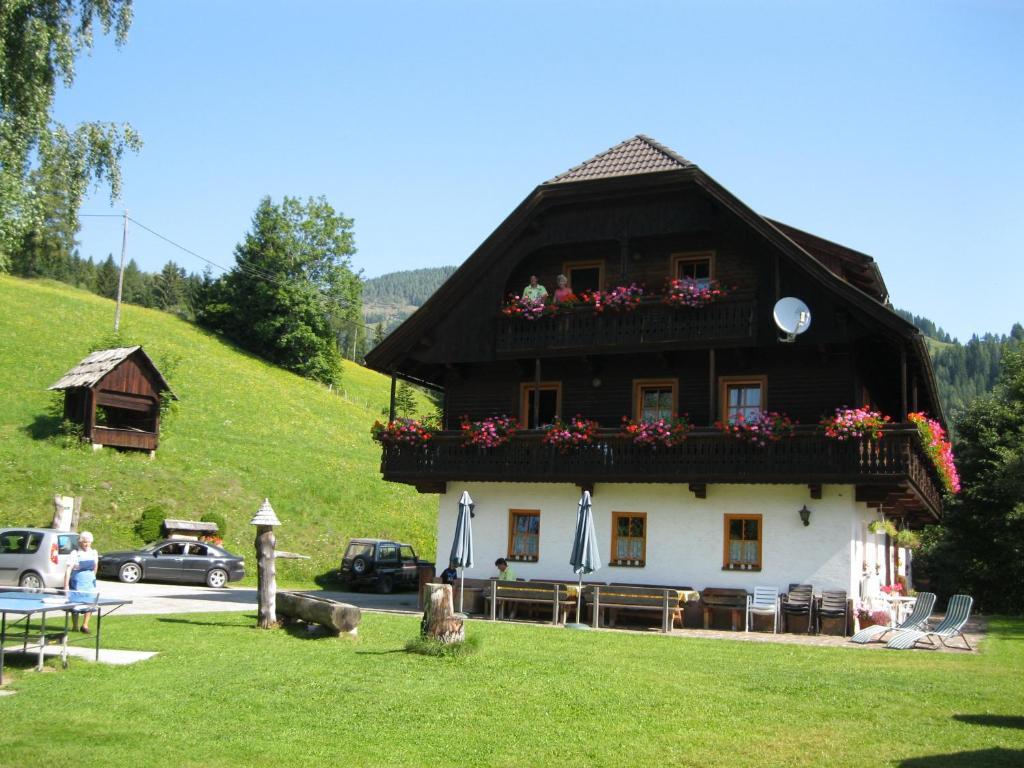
[486,581,577,624]
[701,587,749,631]
[585,585,698,632]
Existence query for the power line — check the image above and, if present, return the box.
[80,212,379,335]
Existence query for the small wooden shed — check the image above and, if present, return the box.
[48,346,176,453]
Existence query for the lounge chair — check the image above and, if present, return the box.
[886,594,974,650]
[746,586,780,633]
[782,584,814,633]
[850,591,936,644]
[817,590,849,636]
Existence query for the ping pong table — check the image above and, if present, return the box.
[0,589,131,684]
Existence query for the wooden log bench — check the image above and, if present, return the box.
[585,585,699,632]
[701,587,749,631]
[276,591,361,636]
[486,581,577,625]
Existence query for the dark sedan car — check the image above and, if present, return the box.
[99,539,245,588]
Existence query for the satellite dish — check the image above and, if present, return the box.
[773,297,812,343]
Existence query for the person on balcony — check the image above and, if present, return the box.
[522,275,548,302]
[553,274,573,303]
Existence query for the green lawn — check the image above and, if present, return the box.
[0,276,437,583]
[2,612,1023,767]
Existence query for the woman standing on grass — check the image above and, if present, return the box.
[64,531,99,633]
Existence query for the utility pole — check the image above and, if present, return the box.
[114,210,128,332]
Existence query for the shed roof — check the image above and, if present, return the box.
[163,519,219,533]
[545,134,693,184]
[48,346,176,397]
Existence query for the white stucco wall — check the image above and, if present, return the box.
[437,482,879,594]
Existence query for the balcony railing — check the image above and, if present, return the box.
[381,425,943,517]
[494,298,757,357]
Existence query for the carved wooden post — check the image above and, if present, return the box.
[421,583,465,644]
[250,498,281,629]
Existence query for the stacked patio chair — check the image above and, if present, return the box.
[886,594,974,650]
[816,590,849,636]
[850,591,936,645]
[745,586,780,633]
[782,584,814,633]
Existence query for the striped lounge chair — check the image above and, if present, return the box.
[850,591,936,645]
[886,594,974,650]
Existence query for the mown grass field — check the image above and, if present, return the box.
[0,276,437,583]
[2,612,1023,767]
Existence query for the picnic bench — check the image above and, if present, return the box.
[585,585,699,633]
[701,587,749,630]
[486,581,578,624]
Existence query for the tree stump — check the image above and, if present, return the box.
[421,583,465,644]
[255,526,278,629]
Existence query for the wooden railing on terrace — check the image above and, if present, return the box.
[494,298,757,357]
[381,425,943,516]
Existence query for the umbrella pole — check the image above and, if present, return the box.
[459,570,465,614]
[576,572,583,624]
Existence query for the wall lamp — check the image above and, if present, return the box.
[798,505,812,527]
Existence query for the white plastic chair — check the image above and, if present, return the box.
[746,586,780,633]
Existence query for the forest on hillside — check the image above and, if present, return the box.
[362,266,457,329]
[895,309,1023,419]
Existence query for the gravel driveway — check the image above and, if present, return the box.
[94,579,419,615]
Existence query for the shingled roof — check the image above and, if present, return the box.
[49,346,175,396]
[545,134,693,184]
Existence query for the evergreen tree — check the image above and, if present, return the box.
[121,258,151,306]
[94,255,119,298]
[152,260,186,311]
[393,382,418,417]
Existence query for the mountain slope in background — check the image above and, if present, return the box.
[895,308,1023,419]
[0,276,438,584]
[363,266,456,330]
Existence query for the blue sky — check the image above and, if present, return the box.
[61,1,1022,340]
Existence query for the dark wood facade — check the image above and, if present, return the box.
[51,348,173,453]
[365,138,947,522]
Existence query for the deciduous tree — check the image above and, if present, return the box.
[199,195,361,386]
[0,0,141,269]
[918,350,1024,612]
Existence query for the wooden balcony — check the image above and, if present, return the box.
[381,426,944,519]
[494,298,757,358]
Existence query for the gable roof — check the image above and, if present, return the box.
[545,134,693,184]
[49,346,176,397]
[366,136,944,425]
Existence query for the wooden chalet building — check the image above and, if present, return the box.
[365,136,947,597]
[49,346,175,454]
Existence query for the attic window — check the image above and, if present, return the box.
[672,252,714,287]
[563,261,604,294]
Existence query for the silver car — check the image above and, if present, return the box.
[0,528,80,589]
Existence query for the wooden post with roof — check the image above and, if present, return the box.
[250,498,281,629]
[48,346,176,455]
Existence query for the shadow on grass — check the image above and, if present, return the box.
[899,749,1024,767]
[954,715,1024,730]
[156,616,257,629]
[22,413,63,440]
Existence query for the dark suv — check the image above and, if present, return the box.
[340,538,424,593]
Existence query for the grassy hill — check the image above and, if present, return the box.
[0,276,438,584]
